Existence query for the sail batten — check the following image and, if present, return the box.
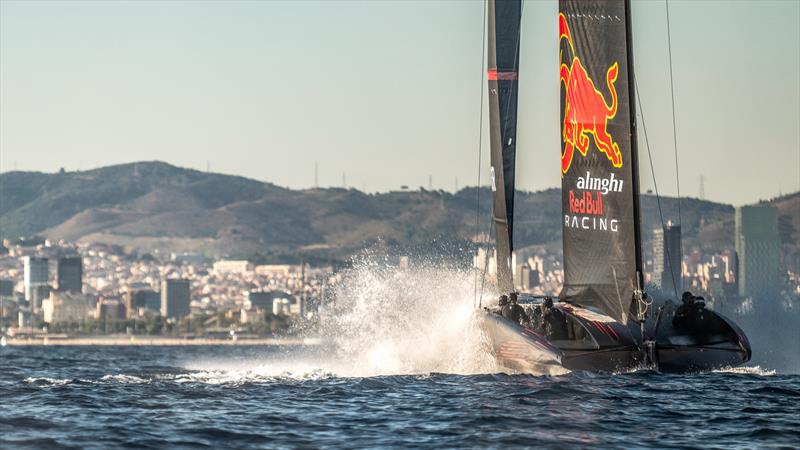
[487,0,522,294]
[559,0,642,324]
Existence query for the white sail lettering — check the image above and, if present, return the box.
[574,171,624,194]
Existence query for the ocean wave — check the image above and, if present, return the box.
[22,366,337,388]
[713,365,777,376]
[23,377,73,387]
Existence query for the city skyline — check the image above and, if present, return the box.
[1,0,799,206]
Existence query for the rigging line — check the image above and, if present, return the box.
[474,0,488,308]
[665,0,684,291]
[635,77,681,302]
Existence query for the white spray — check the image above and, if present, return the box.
[320,259,499,377]
[183,258,501,380]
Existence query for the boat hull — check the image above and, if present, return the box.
[478,301,751,374]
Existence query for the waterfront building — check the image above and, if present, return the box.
[243,291,277,311]
[42,291,95,323]
[96,298,126,320]
[18,308,31,328]
[56,256,83,292]
[735,205,781,299]
[23,256,49,302]
[124,288,161,318]
[0,279,16,319]
[652,223,682,298]
[30,285,51,315]
[241,290,297,323]
[161,278,191,319]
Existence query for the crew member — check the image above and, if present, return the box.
[497,295,509,315]
[542,296,568,340]
[691,295,708,335]
[672,291,695,330]
[527,304,542,330]
[498,294,509,307]
[503,292,529,325]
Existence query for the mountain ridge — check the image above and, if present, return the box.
[1,161,797,261]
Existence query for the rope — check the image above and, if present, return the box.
[665,0,684,292]
[634,77,681,303]
[474,0,488,308]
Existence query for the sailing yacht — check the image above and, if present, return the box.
[478,0,751,373]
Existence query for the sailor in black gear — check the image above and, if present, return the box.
[541,296,568,340]
[497,294,509,315]
[498,294,509,307]
[529,303,544,332]
[503,292,529,325]
[690,295,708,334]
[672,291,695,330]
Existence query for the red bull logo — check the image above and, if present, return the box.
[559,13,622,175]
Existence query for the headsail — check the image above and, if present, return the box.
[487,0,522,294]
[558,0,643,323]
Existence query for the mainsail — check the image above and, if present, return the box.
[487,0,522,294]
[558,0,643,323]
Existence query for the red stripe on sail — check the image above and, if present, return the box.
[488,70,518,80]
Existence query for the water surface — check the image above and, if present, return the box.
[1,345,798,449]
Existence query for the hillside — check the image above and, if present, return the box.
[1,162,796,261]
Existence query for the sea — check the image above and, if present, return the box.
[2,265,799,449]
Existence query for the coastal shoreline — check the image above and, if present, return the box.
[3,336,321,346]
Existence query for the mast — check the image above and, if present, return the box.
[487,0,522,294]
[624,0,646,316]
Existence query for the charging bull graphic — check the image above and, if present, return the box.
[560,13,622,175]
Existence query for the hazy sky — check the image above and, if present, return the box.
[1,0,798,205]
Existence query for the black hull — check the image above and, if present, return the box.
[479,301,751,374]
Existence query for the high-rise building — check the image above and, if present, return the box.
[0,278,15,319]
[30,285,51,314]
[652,223,682,298]
[125,288,161,318]
[735,205,781,299]
[23,256,49,302]
[56,256,83,292]
[161,279,191,319]
[0,279,14,297]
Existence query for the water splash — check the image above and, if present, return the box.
[179,258,501,380]
[319,259,499,377]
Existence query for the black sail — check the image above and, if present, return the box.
[558,0,643,323]
[487,0,522,294]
